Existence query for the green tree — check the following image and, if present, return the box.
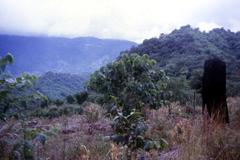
[0,53,36,119]
[89,53,169,113]
[88,53,169,155]
[75,91,88,105]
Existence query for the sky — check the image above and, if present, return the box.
[0,0,240,42]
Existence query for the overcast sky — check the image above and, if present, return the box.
[0,0,240,42]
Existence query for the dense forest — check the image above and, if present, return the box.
[34,72,89,100]
[126,25,240,96]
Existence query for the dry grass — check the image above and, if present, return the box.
[145,98,240,160]
[0,99,240,160]
[177,116,240,160]
[34,103,113,160]
[0,103,112,160]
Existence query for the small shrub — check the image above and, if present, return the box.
[171,118,192,145]
[24,128,41,140]
[66,95,75,104]
[40,96,49,108]
[23,140,34,160]
[54,99,64,106]
[75,91,88,105]
[48,107,60,118]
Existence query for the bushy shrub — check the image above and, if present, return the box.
[88,53,169,112]
[66,95,75,104]
[40,96,49,108]
[88,53,170,156]
[53,99,64,106]
[75,91,88,105]
[167,76,193,104]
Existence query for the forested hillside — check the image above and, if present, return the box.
[0,35,136,75]
[126,25,240,95]
[34,72,89,100]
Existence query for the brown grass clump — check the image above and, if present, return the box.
[110,143,121,160]
[146,98,240,160]
[83,102,105,123]
[171,118,193,145]
[178,117,240,160]
[146,106,172,141]
[228,97,240,129]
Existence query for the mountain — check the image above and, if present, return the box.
[126,25,240,95]
[34,72,89,100]
[0,35,136,75]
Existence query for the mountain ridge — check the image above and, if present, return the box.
[126,25,240,95]
[0,34,137,75]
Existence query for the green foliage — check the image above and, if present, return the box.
[126,25,240,98]
[53,99,64,106]
[24,128,41,140]
[66,95,75,104]
[75,91,88,105]
[89,53,169,153]
[40,95,49,108]
[86,91,106,105]
[34,72,88,100]
[23,140,34,160]
[9,140,34,160]
[189,70,203,93]
[88,53,169,112]
[64,91,89,105]
[166,76,193,104]
[0,53,39,119]
[109,109,168,154]
[110,110,147,150]
[0,53,13,74]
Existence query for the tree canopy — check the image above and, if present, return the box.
[88,53,169,113]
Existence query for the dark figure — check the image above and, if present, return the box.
[202,58,229,123]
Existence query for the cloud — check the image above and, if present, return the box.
[197,22,222,32]
[0,0,240,42]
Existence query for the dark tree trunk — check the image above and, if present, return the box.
[202,58,229,123]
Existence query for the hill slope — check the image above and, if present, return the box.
[0,35,136,75]
[34,72,89,100]
[126,25,240,95]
